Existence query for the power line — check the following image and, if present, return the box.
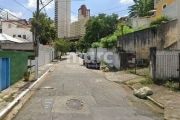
[13,0,33,13]
[40,0,47,14]
[91,2,133,15]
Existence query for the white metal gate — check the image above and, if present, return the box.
[156,51,180,80]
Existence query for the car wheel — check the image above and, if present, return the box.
[86,63,88,68]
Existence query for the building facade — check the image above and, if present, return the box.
[55,0,71,38]
[151,0,176,21]
[70,5,90,37]
[1,19,33,42]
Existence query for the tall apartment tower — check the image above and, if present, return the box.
[55,0,71,38]
[78,4,90,20]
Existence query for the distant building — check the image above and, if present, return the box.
[78,4,90,20]
[70,5,90,37]
[1,19,33,42]
[55,0,71,38]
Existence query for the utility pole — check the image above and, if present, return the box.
[177,0,180,50]
[121,25,124,51]
[34,0,40,80]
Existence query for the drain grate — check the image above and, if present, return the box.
[66,99,83,110]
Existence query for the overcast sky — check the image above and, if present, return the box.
[0,0,134,22]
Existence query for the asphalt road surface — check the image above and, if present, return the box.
[13,53,163,120]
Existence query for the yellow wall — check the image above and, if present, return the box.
[151,0,174,21]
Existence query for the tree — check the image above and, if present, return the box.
[84,13,119,46]
[100,35,117,50]
[76,36,88,52]
[54,39,71,58]
[91,42,101,48]
[31,12,57,45]
[128,0,154,17]
[100,24,134,49]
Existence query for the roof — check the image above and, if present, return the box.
[0,33,23,43]
[1,19,28,25]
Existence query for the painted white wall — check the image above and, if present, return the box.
[2,22,32,42]
[87,47,120,70]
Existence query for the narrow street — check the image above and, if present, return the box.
[13,53,163,120]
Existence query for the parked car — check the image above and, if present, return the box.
[85,55,100,69]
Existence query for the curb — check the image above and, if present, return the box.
[0,66,53,120]
[125,83,164,109]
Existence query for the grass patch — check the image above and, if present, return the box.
[128,81,138,86]
[140,78,154,85]
[163,81,179,91]
[139,73,154,85]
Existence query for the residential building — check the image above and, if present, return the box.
[1,19,33,42]
[78,4,90,20]
[70,5,90,37]
[151,0,176,20]
[55,0,71,38]
[118,16,150,30]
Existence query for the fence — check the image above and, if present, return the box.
[156,51,180,80]
[150,49,180,80]
[28,45,55,72]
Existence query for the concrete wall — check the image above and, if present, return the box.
[0,51,34,85]
[131,17,150,29]
[87,47,120,70]
[118,20,178,59]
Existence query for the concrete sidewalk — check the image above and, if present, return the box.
[0,60,58,113]
[104,70,180,120]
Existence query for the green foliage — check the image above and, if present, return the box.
[91,42,100,48]
[31,12,57,45]
[150,16,169,33]
[76,36,88,52]
[140,78,154,84]
[114,24,134,36]
[100,24,134,49]
[84,13,119,45]
[150,16,169,26]
[128,0,154,17]
[163,81,179,91]
[100,60,107,66]
[100,35,117,49]
[54,39,71,53]
[24,70,30,81]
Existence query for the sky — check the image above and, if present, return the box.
[0,0,134,22]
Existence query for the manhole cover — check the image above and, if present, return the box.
[66,99,83,110]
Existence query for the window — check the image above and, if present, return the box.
[23,35,26,39]
[13,35,16,38]
[18,35,21,38]
[162,4,167,9]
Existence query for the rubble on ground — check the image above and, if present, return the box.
[133,86,153,99]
